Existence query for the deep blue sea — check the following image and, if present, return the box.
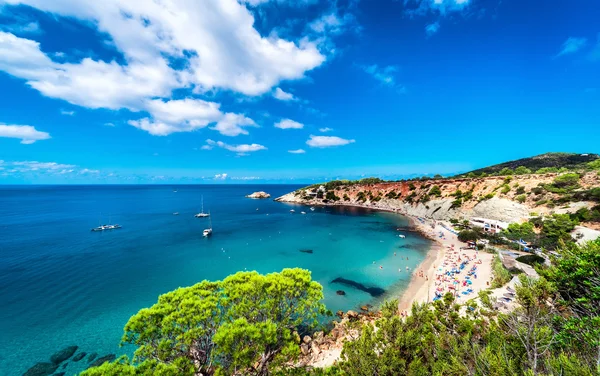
[0,185,432,375]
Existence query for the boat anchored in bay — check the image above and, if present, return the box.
[195,195,210,218]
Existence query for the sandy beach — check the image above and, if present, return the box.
[398,218,494,313]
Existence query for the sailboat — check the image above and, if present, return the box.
[91,214,122,232]
[203,213,213,237]
[195,195,210,218]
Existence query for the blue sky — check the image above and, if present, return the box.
[0,0,598,184]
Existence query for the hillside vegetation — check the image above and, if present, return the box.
[279,153,600,228]
[457,152,600,177]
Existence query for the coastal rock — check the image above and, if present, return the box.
[310,341,321,356]
[87,353,97,363]
[346,310,359,320]
[23,362,58,376]
[313,331,324,342]
[72,352,87,362]
[360,305,370,312]
[302,335,312,344]
[336,290,346,296]
[50,346,78,364]
[245,191,271,199]
[335,310,344,318]
[87,354,116,369]
[300,343,309,355]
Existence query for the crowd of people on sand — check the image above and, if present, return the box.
[432,241,483,301]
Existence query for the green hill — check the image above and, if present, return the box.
[457,152,599,177]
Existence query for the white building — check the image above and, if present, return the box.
[470,217,509,234]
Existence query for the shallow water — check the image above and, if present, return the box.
[0,185,432,375]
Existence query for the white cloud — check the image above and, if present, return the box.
[1,161,82,175]
[273,87,297,101]
[79,168,100,174]
[319,127,333,132]
[0,123,50,144]
[358,64,406,93]
[404,0,471,16]
[60,109,75,116]
[1,0,324,97]
[275,118,304,129]
[127,98,255,136]
[214,173,228,180]
[557,37,588,57]
[206,139,267,155]
[425,22,440,37]
[0,0,328,135]
[231,176,260,180]
[288,149,306,154]
[359,64,398,86]
[104,122,115,127]
[0,21,42,35]
[211,113,257,137]
[306,134,355,148]
[201,145,213,150]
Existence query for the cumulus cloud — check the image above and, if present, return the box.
[359,64,399,86]
[0,123,50,144]
[425,22,440,37]
[273,87,297,101]
[0,1,324,96]
[211,113,257,136]
[556,37,588,57]
[206,139,267,155]
[404,0,472,17]
[319,127,333,132]
[0,0,328,135]
[60,109,75,116]
[126,98,256,136]
[274,119,304,129]
[214,173,228,180]
[306,135,355,148]
[288,149,306,154]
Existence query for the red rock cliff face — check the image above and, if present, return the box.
[276,172,600,223]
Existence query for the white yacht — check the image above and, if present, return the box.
[195,196,210,218]
[203,214,213,237]
[310,207,315,211]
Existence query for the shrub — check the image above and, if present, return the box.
[516,194,527,203]
[514,166,532,175]
[429,185,442,197]
[536,167,559,174]
[498,168,514,176]
[408,183,416,191]
[516,254,545,266]
[516,186,526,195]
[458,230,479,242]
[491,255,512,288]
[501,185,511,194]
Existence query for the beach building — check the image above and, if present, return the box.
[469,217,509,234]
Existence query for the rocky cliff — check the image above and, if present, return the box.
[276,172,600,224]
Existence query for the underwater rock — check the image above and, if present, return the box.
[23,362,58,376]
[72,352,86,362]
[336,290,346,295]
[50,346,78,364]
[87,353,98,363]
[331,277,385,297]
[87,354,116,369]
[299,249,313,254]
[55,373,65,376]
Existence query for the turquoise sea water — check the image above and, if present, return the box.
[0,185,432,375]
